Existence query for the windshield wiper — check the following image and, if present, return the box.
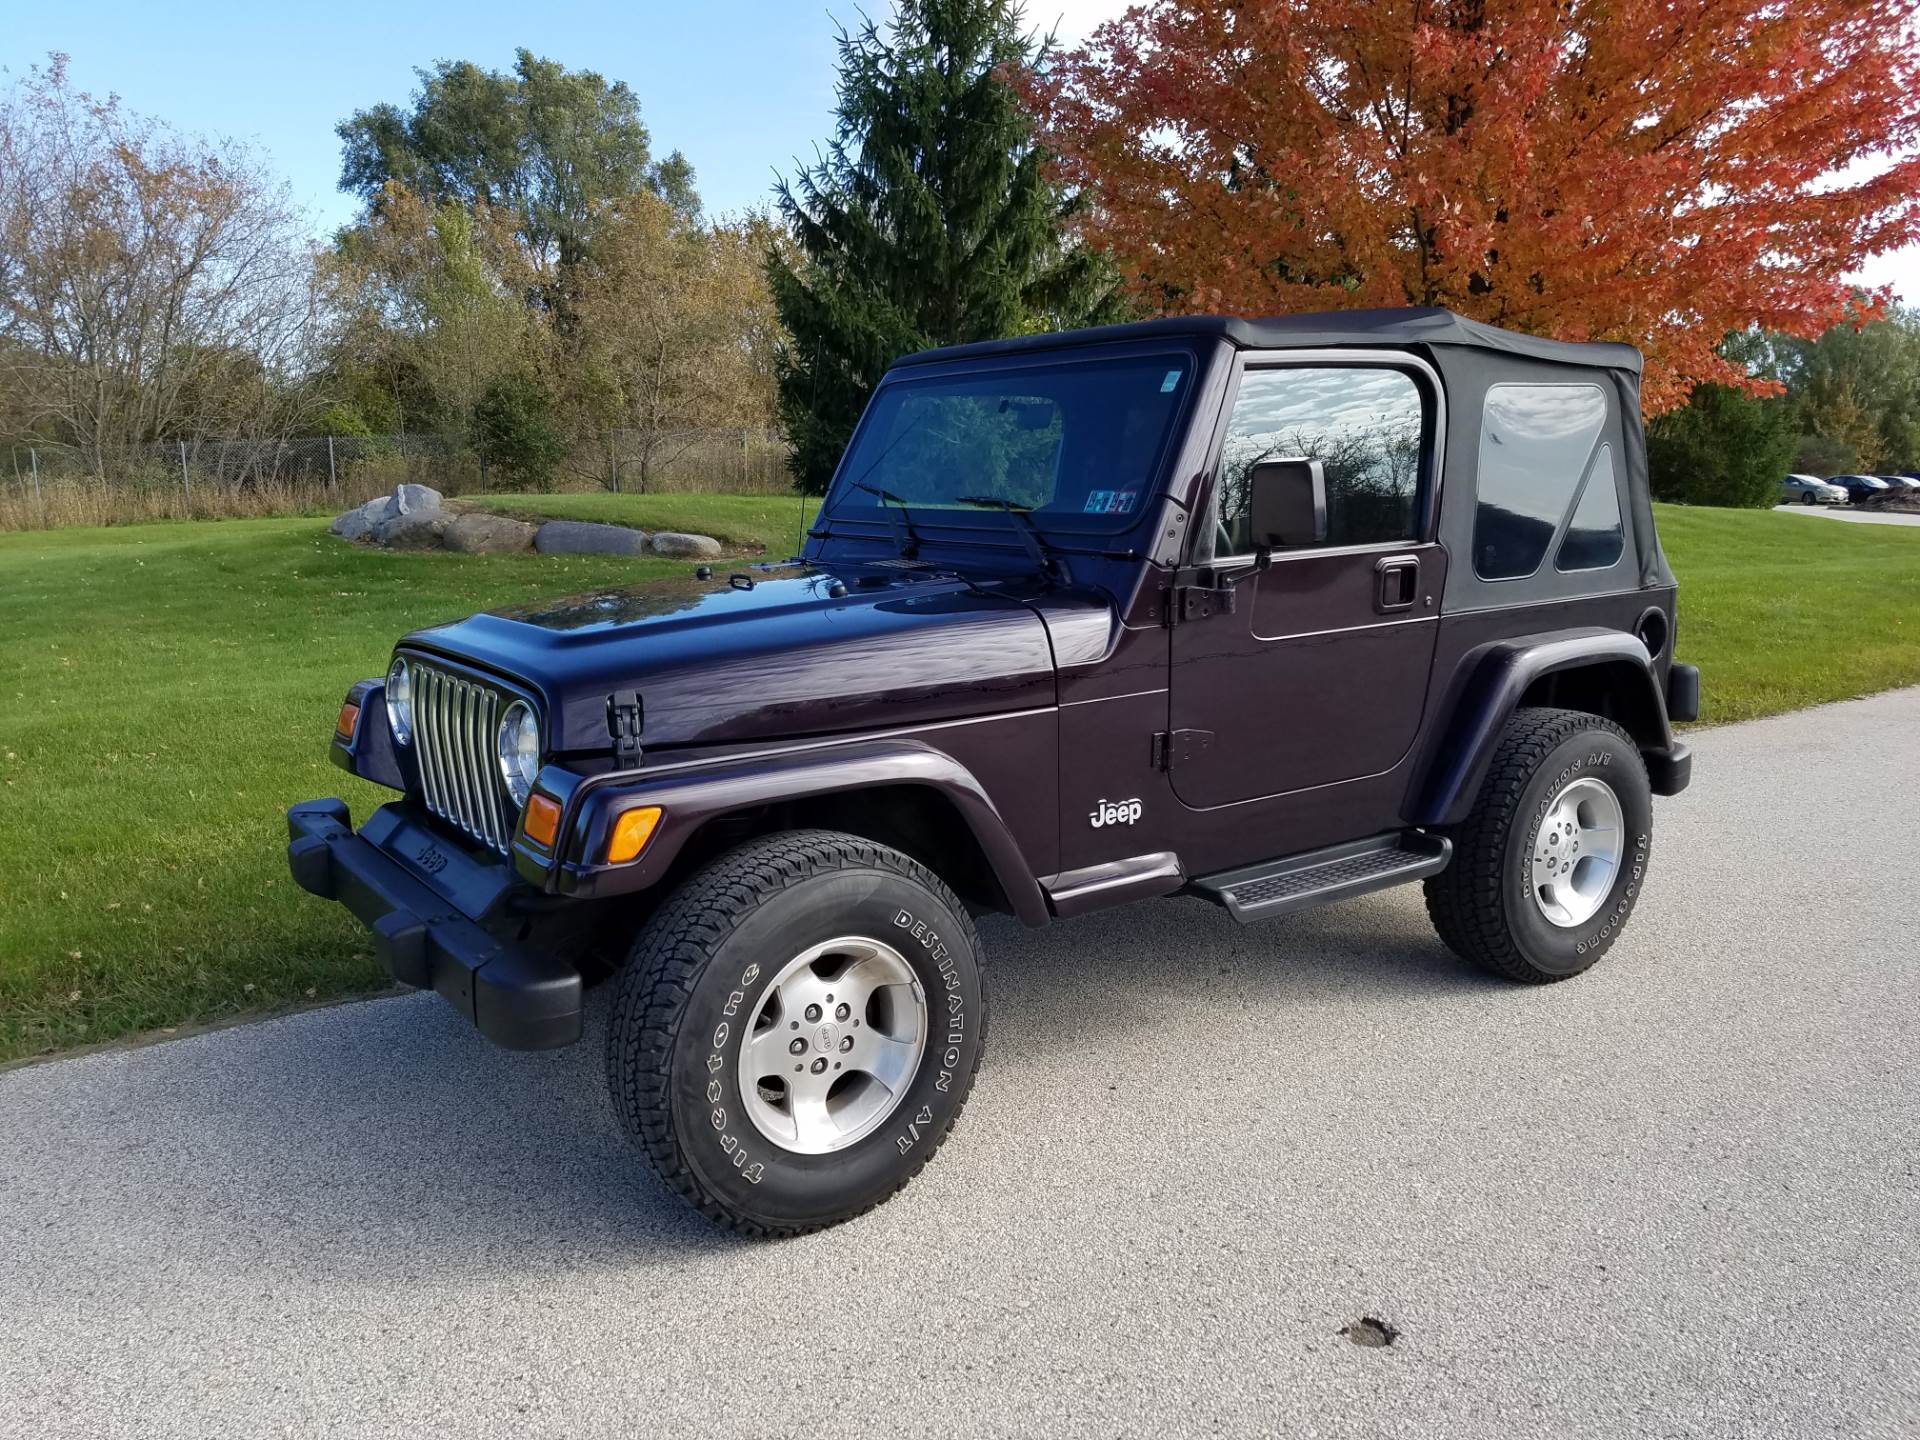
[953,496,1058,576]
[845,479,921,559]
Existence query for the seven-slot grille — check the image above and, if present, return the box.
[407,661,514,854]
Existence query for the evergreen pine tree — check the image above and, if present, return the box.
[768,0,1122,494]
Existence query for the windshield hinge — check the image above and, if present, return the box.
[607,691,644,768]
[1151,729,1214,770]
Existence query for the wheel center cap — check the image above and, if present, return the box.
[814,1023,839,1052]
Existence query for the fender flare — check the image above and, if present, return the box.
[1410,628,1674,828]
[517,737,1051,926]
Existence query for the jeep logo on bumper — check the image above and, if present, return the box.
[1089,797,1143,828]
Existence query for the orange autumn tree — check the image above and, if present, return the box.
[1034,0,1920,410]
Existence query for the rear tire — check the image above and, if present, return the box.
[1425,708,1653,983]
[606,829,987,1237]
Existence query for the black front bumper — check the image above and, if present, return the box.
[286,799,582,1050]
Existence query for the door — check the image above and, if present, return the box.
[1169,355,1446,810]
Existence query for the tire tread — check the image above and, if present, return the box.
[604,829,985,1238]
[1424,706,1643,984]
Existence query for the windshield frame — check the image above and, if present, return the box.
[816,340,1205,550]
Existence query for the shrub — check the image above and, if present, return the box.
[471,374,565,491]
[1647,384,1796,506]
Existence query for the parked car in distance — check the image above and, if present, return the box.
[1829,474,1893,504]
[1875,474,1920,494]
[1779,473,1848,505]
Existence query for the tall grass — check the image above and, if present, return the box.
[2,428,796,532]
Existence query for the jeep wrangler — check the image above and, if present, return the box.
[289,308,1698,1236]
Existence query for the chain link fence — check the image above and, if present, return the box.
[2,426,794,530]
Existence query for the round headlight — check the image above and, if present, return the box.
[386,657,412,745]
[497,701,541,808]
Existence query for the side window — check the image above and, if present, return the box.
[1472,384,1608,580]
[1215,366,1426,552]
[1556,445,1624,572]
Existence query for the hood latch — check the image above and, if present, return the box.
[607,691,644,768]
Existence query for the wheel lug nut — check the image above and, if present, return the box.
[804,1003,823,1022]
[835,1002,851,1022]
[810,1057,828,1074]
[789,1038,807,1055]
[839,1035,854,1052]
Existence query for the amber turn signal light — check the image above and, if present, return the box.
[523,793,562,849]
[606,806,663,864]
[334,701,360,739]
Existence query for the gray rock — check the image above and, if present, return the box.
[329,507,377,542]
[533,519,650,556]
[372,509,452,549]
[443,511,537,554]
[392,483,443,515]
[648,531,723,559]
[329,494,397,541]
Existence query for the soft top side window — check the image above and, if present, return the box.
[1472,384,1609,580]
[1213,365,1428,554]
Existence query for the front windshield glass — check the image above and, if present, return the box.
[824,352,1193,535]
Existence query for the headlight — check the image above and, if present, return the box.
[386,657,412,745]
[497,701,541,808]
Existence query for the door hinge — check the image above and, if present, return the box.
[1166,583,1238,626]
[1152,728,1214,770]
[607,691,644,768]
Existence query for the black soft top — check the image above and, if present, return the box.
[895,307,1643,376]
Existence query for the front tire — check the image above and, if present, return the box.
[606,830,987,1237]
[1425,708,1653,983]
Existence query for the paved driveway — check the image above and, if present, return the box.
[3,691,1917,1439]
[1773,502,1920,526]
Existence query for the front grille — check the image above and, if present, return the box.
[409,662,513,854]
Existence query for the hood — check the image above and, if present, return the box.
[405,564,1059,752]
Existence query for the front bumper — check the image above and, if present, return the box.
[286,799,582,1050]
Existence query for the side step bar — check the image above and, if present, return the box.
[1189,831,1451,925]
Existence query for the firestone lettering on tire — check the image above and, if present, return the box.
[700,957,771,1186]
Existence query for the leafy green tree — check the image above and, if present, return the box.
[768,0,1123,494]
[472,372,566,490]
[1648,382,1797,507]
[1791,432,1857,478]
[1775,306,1920,472]
[337,50,696,279]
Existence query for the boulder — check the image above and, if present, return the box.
[443,511,538,554]
[392,483,443,515]
[533,519,650,557]
[648,531,723,559]
[373,509,453,549]
[329,507,378,542]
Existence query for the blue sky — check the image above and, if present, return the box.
[4,1,1125,234]
[7,0,1914,300]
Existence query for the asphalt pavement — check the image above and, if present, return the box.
[1773,502,1920,526]
[3,690,1917,1439]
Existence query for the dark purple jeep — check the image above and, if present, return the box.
[289,308,1697,1235]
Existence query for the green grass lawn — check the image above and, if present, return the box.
[1654,505,1920,724]
[465,490,820,554]
[1,498,1915,1063]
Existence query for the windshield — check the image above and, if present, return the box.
[823,352,1193,536]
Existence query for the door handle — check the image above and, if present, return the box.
[1375,555,1419,612]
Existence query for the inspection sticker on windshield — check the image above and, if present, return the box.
[1160,369,1182,393]
[1083,490,1137,515]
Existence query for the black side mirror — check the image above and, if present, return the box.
[1248,458,1327,549]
